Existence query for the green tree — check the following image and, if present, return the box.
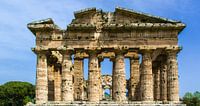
[183,91,200,106]
[183,92,193,105]
[0,81,35,106]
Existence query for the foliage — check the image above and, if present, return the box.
[183,91,200,106]
[0,81,35,106]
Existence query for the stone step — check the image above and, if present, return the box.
[27,101,186,106]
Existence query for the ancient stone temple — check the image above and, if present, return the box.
[27,7,186,105]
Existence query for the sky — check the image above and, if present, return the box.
[0,0,199,97]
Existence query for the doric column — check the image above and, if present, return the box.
[61,50,74,102]
[73,54,84,100]
[140,51,153,101]
[98,57,103,101]
[167,51,179,102]
[153,63,160,101]
[54,64,62,101]
[111,57,115,99]
[129,54,140,101]
[110,88,112,98]
[88,51,100,102]
[112,52,126,101]
[160,61,167,102]
[35,51,48,104]
[48,65,54,101]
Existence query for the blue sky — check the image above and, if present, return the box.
[0,0,199,97]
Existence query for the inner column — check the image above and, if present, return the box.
[153,62,160,101]
[160,61,168,102]
[54,64,62,101]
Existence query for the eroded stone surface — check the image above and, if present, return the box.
[112,53,126,102]
[61,52,74,102]
[129,55,140,101]
[73,57,84,100]
[88,52,100,102]
[167,51,179,101]
[140,51,153,101]
[35,53,48,104]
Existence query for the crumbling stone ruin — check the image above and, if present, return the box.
[27,7,186,105]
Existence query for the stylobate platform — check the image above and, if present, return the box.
[27,101,186,106]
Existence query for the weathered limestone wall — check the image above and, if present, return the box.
[35,53,48,104]
[112,53,126,101]
[61,51,74,102]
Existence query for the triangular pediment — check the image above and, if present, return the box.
[71,7,181,25]
[113,7,180,24]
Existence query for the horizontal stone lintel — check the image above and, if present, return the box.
[31,45,181,54]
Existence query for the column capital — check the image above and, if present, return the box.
[130,54,139,60]
[32,48,49,55]
[142,51,152,61]
[113,49,127,55]
[86,49,100,56]
[109,56,115,62]
[166,50,178,61]
[59,50,73,55]
[74,52,84,60]
[165,46,181,56]
[98,55,104,62]
[140,49,154,54]
[166,49,179,54]
[126,52,139,59]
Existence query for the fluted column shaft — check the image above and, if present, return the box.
[160,62,167,101]
[129,55,140,101]
[112,53,126,101]
[167,51,179,101]
[153,65,160,101]
[61,51,74,102]
[48,65,54,101]
[35,52,48,104]
[74,57,84,100]
[54,67,62,101]
[88,52,100,102]
[140,51,153,101]
[98,58,103,100]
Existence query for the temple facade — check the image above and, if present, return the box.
[28,7,186,105]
